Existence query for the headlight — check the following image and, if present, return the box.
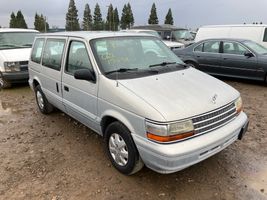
[146,120,195,143]
[235,97,243,114]
[4,62,20,72]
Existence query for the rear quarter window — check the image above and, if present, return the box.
[31,38,45,63]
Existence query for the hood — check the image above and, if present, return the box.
[163,40,184,48]
[0,48,31,62]
[118,68,239,121]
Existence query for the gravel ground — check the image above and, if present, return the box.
[0,79,266,200]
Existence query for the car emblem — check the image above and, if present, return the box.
[212,94,218,104]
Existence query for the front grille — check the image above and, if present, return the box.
[19,61,28,71]
[192,102,237,135]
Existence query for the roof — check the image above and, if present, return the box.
[0,28,39,33]
[201,24,267,28]
[37,31,154,40]
[132,24,186,31]
[122,29,158,33]
[198,38,251,43]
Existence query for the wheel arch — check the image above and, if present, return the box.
[100,111,136,137]
[31,76,42,90]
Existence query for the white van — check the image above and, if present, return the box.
[195,24,267,48]
[0,28,38,88]
[29,32,248,175]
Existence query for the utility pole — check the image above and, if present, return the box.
[44,17,47,33]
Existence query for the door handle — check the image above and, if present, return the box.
[56,83,59,93]
[223,58,227,60]
[64,86,69,92]
[197,56,201,58]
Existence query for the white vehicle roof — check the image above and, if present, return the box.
[123,29,158,33]
[38,31,155,40]
[0,28,39,33]
[201,24,267,28]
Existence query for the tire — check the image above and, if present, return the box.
[0,74,11,89]
[34,85,54,114]
[104,121,144,175]
[185,61,198,69]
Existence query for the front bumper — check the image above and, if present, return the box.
[1,71,29,83]
[133,112,248,174]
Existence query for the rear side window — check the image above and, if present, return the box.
[31,38,44,63]
[42,39,65,71]
[203,41,220,53]
[66,41,93,75]
[263,28,267,42]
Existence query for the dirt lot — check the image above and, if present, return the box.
[0,79,266,200]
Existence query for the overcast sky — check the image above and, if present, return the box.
[1,0,267,29]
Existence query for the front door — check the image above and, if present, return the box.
[221,41,263,80]
[62,39,98,130]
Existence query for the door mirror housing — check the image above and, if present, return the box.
[244,52,254,58]
[74,69,96,82]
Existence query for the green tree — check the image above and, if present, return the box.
[148,3,158,24]
[93,3,104,30]
[113,8,120,31]
[120,3,134,29]
[16,10,28,28]
[34,13,49,32]
[164,8,174,25]
[82,4,92,31]
[9,12,17,28]
[120,4,128,29]
[65,0,80,31]
[106,4,114,30]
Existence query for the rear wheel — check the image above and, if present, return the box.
[104,121,144,175]
[34,85,54,114]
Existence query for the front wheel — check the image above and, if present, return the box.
[104,121,144,175]
[34,85,54,114]
[0,74,11,89]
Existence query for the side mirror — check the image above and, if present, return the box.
[74,69,96,82]
[244,52,254,58]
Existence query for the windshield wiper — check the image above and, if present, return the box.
[149,62,176,68]
[0,44,20,48]
[105,68,138,75]
[22,43,32,47]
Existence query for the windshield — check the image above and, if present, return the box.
[91,36,184,79]
[0,32,37,50]
[173,30,194,41]
[243,41,267,55]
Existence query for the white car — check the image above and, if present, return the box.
[0,28,38,88]
[122,29,185,50]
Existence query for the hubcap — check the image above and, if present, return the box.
[109,133,128,166]
[36,91,44,110]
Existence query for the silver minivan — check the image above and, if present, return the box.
[29,32,249,175]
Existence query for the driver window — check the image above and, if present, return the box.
[223,42,247,55]
[66,41,93,75]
